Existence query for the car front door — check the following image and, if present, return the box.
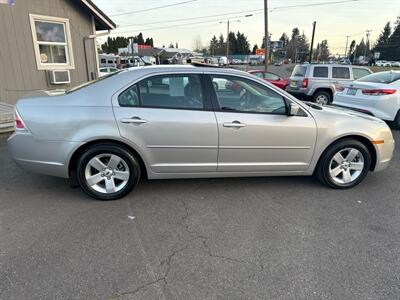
[113,73,218,173]
[208,74,317,173]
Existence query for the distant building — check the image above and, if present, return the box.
[0,0,116,106]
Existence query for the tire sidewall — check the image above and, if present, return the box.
[313,91,331,105]
[76,144,140,200]
[319,140,371,189]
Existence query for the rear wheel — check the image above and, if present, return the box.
[76,144,140,200]
[312,90,331,105]
[316,139,371,189]
[390,110,400,130]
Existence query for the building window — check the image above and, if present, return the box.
[29,14,74,70]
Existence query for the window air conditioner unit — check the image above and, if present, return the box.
[48,70,71,85]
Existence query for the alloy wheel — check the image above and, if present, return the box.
[328,148,365,185]
[315,94,329,105]
[84,153,130,194]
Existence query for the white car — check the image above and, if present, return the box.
[375,60,391,67]
[391,61,400,68]
[334,71,400,128]
[99,67,119,77]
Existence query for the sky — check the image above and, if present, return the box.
[93,0,400,55]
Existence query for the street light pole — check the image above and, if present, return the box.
[344,35,349,58]
[226,19,230,66]
[264,0,268,71]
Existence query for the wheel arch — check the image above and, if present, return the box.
[68,139,148,180]
[315,135,377,173]
[312,87,334,102]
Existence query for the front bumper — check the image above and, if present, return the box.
[373,138,395,172]
[7,132,80,178]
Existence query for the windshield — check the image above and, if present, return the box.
[291,65,307,77]
[66,70,122,93]
[357,72,400,84]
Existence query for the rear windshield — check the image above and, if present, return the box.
[357,72,400,84]
[291,65,307,77]
[66,70,122,93]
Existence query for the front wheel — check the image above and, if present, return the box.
[76,144,140,200]
[315,139,371,189]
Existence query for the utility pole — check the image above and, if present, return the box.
[364,30,371,59]
[264,0,268,71]
[344,35,350,58]
[226,20,230,66]
[308,21,316,63]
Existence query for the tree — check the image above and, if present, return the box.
[279,33,289,48]
[228,31,237,55]
[374,22,391,58]
[175,42,179,49]
[252,44,259,54]
[168,43,175,48]
[386,15,400,60]
[192,35,204,52]
[235,31,251,55]
[217,34,226,55]
[100,36,129,54]
[318,40,330,61]
[144,37,154,47]
[209,35,218,55]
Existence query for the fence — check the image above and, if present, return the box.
[0,102,14,133]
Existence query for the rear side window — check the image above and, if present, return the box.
[137,74,204,110]
[353,68,371,80]
[357,72,400,84]
[332,67,350,79]
[264,73,280,80]
[292,65,307,77]
[313,67,328,78]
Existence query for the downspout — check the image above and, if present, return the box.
[83,25,111,81]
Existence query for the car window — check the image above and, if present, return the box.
[357,72,400,84]
[291,65,307,77]
[138,74,204,109]
[99,68,107,72]
[352,68,371,80]
[252,72,264,79]
[264,73,280,81]
[211,75,286,114]
[118,84,140,107]
[313,67,328,78]
[332,67,350,79]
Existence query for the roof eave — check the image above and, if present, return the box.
[78,0,116,30]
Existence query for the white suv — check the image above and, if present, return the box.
[286,64,372,105]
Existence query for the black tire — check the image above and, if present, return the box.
[315,139,371,189]
[312,90,331,105]
[76,143,140,200]
[389,110,400,130]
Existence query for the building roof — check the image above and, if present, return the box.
[75,0,116,30]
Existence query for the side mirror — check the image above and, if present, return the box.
[288,103,300,116]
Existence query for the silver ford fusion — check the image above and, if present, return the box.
[8,66,395,200]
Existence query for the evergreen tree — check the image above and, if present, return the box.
[252,44,259,54]
[386,15,400,60]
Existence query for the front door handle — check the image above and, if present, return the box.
[120,117,147,125]
[223,121,246,128]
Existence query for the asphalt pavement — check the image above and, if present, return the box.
[0,131,399,300]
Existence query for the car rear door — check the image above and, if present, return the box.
[207,73,317,173]
[332,66,352,86]
[113,72,218,174]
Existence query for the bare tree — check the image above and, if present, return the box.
[192,35,204,52]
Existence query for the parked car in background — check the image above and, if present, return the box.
[274,60,283,66]
[285,64,372,105]
[375,60,392,67]
[390,61,400,67]
[99,67,119,77]
[248,70,289,90]
[8,66,394,200]
[218,56,228,66]
[231,58,243,65]
[334,71,400,128]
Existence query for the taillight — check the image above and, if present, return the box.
[335,85,345,92]
[14,110,25,130]
[362,89,397,96]
[302,78,309,88]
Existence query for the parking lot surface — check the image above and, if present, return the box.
[0,131,399,300]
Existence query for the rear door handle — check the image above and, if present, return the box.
[223,121,246,128]
[120,117,147,125]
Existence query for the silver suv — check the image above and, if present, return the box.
[285,64,372,105]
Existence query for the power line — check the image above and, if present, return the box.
[117,9,264,28]
[110,0,197,17]
[270,0,359,11]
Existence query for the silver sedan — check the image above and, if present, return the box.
[8,66,395,200]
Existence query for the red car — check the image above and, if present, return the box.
[248,70,289,90]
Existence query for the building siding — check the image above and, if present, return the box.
[0,0,98,105]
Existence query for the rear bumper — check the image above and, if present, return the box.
[7,132,80,178]
[285,87,310,100]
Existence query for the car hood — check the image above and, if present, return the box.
[305,102,385,123]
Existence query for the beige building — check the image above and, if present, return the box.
[0,0,116,106]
